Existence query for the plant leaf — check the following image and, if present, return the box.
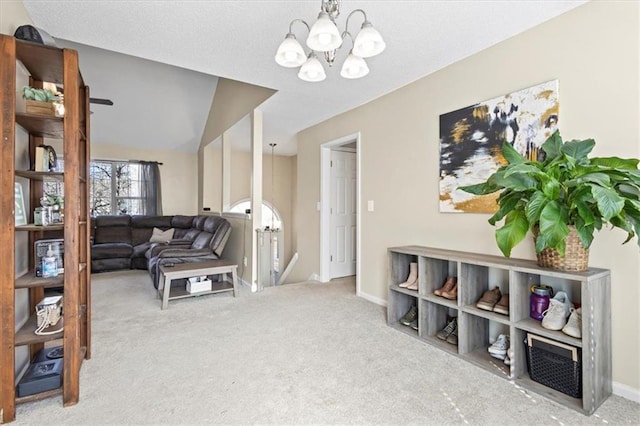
[495,210,529,257]
[561,139,595,160]
[591,156,639,170]
[501,141,526,165]
[525,191,548,226]
[491,172,538,192]
[488,191,521,225]
[574,219,595,249]
[542,179,560,199]
[459,181,499,196]
[590,185,625,221]
[539,200,570,254]
[541,131,563,160]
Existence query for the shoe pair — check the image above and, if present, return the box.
[433,276,457,300]
[476,286,509,315]
[541,291,582,338]
[504,347,514,366]
[488,334,509,360]
[436,317,458,345]
[399,305,418,330]
[399,262,418,291]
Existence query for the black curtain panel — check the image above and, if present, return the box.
[140,161,162,215]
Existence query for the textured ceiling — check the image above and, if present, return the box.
[23,0,587,155]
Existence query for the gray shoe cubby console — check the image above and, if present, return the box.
[387,246,611,415]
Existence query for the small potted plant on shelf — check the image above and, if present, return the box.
[461,131,640,271]
[21,85,64,117]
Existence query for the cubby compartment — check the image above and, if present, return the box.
[510,270,583,347]
[459,262,509,321]
[459,312,511,377]
[389,251,418,292]
[422,256,458,301]
[419,299,458,354]
[387,287,419,337]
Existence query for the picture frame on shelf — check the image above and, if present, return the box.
[14,183,26,226]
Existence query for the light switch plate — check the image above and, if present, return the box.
[367,200,374,212]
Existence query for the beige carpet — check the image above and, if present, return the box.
[14,270,640,425]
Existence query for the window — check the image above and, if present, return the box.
[229,200,282,230]
[43,159,158,216]
[90,160,144,216]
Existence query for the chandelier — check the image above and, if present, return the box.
[275,0,386,82]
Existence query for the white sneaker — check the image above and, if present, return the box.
[488,334,509,360]
[562,307,582,338]
[541,291,572,331]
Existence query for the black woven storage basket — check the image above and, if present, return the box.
[525,335,582,398]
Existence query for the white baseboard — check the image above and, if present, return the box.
[308,273,320,282]
[357,290,387,307]
[613,381,640,403]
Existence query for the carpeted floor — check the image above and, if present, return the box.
[14,270,640,425]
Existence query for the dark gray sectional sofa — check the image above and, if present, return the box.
[91,214,231,288]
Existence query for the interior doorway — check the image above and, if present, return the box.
[320,132,361,296]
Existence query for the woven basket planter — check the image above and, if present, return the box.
[534,226,589,272]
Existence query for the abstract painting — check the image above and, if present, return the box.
[439,80,559,213]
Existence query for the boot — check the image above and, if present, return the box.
[441,282,458,300]
[434,276,457,296]
[399,262,418,288]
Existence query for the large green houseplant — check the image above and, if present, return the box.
[461,131,640,267]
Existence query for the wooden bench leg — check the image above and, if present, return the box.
[231,267,239,297]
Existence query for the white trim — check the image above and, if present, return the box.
[357,290,387,307]
[308,273,320,281]
[613,381,640,403]
[319,132,362,298]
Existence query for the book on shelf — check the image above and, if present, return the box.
[34,146,49,172]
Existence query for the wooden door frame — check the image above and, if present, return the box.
[319,132,361,294]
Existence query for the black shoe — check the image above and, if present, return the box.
[399,306,418,326]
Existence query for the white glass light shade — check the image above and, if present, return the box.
[352,22,386,58]
[275,33,306,68]
[340,52,369,79]
[306,12,342,52]
[298,54,326,82]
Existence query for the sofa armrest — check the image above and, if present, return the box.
[146,240,192,258]
[155,248,213,258]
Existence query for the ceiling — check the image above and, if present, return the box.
[23,0,587,155]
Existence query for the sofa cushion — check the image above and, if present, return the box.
[131,215,174,245]
[132,242,153,259]
[94,216,132,244]
[149,227,175,243]
[91,242,133,259]
[191,231,213,249]
[171,215,195,229]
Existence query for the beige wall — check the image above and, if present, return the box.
[202,144,297,270]
[294,2,639,391]
[91,143,198,215]
[197,78,276,211]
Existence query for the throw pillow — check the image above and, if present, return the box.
[149,227,174,243]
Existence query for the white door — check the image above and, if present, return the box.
[330,150,357,278]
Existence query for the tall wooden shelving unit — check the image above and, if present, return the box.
[0,35,91,423]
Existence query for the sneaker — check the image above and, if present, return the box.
[399,306,418,326]
[562,307,582,338]
[446,326,458,346]
[436,317,457,341]
[488,334,509,360]
[409,318,419,330]
[541,291,572,331]
[493,293,509,315]
[476,287,502,311]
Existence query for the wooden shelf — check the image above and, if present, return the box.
[15,270,63,289]
[15,170,64,181]
[461,304,511,326]
[15,345,87,405]
[15,315,64,347]
[422,293,458,310]
[15,113,64,139]
[388,284,419,297]
[16,39,64,84]
[15,387,63,405]
[16,223,64,232]
[515,318,583,348]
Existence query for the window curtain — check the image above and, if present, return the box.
[140,161,162,215]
